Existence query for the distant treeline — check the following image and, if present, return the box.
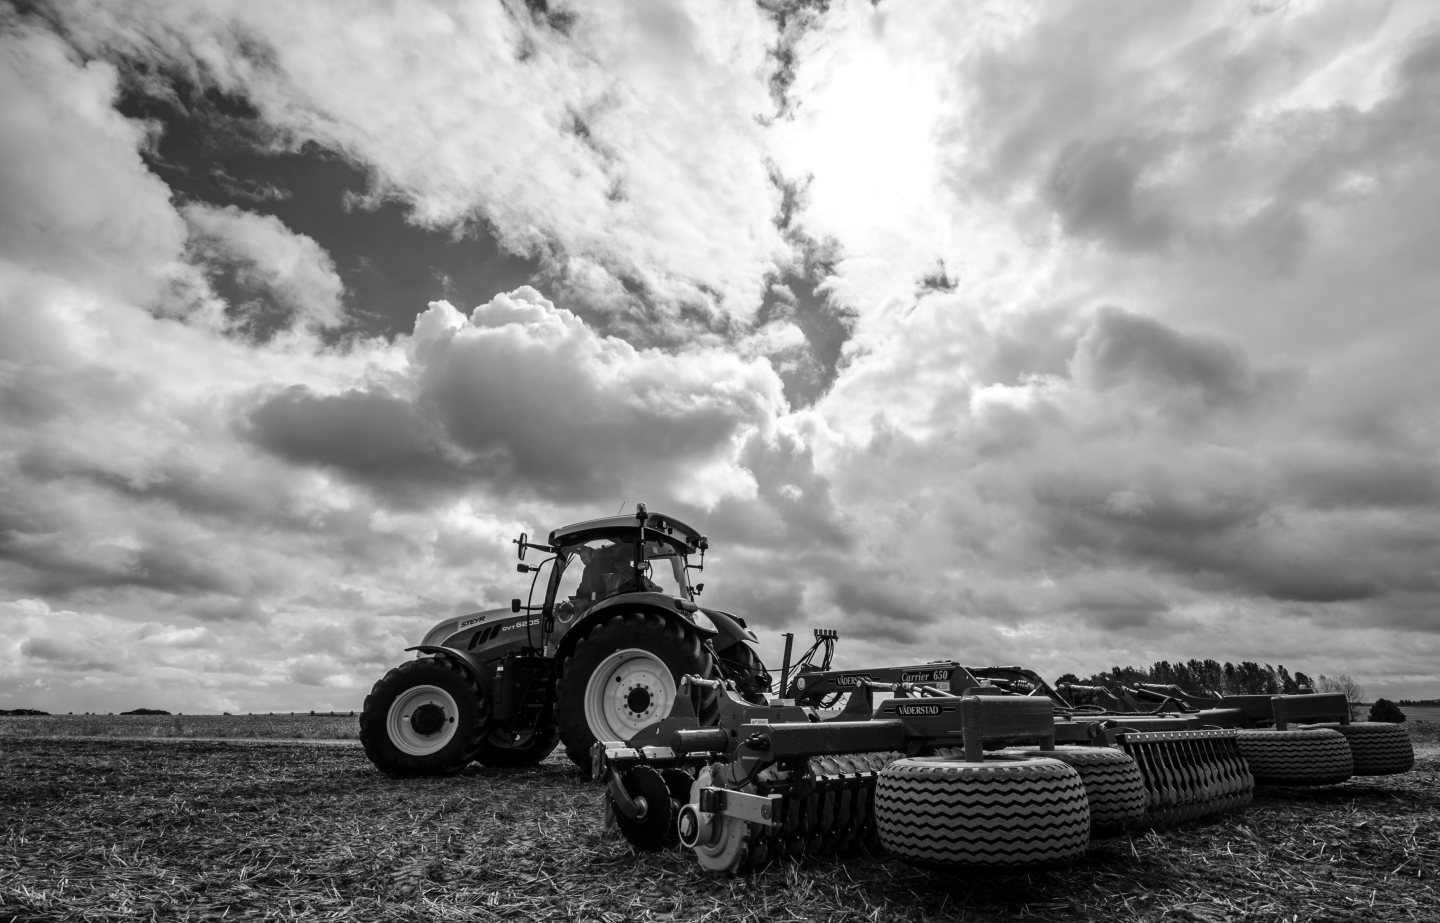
[1056,660,1314,697]
[1399,699,1440,707]
[0,709,49,716]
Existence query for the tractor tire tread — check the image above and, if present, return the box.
[555,611,718,773]
[360,656,487,778]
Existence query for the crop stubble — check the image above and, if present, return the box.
[1,725,1437,923]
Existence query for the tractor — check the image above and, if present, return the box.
[359,504,771,777]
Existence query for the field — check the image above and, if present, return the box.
[0,713,359,741]
[1,721,1436,923]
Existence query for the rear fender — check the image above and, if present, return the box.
[555,595,716,664]
[698,607,758,651]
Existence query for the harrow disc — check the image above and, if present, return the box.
[1237,728,1353,786]
[1303,723,1414,776]
[1114,730,1254,825]
[612,766,675,852]
[1002,746,1146,838]
[873,755,1089,872]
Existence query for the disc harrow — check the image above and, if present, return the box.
[593,632,1414,876]
[598,673,1151,875]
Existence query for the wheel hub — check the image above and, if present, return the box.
[385,683,462,757]
[626,686,652,715]
[410,702,446,736]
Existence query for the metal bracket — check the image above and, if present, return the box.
[697,787,781,827]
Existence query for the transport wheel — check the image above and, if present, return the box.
[556,611,718,771]
[360,657,487,778]
[1003,746,1146,838]
[612,766,675,852]
[1302,722,1414,776]
[474,723,560,768]
[873,755,1090,872]
[1236,728,1353,786]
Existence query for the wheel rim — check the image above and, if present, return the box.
[386,684,460,756]
[584,648,676,743]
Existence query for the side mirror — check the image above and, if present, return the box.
[694,583,704,595]
[514,533,528,561]
[511,598,521,613]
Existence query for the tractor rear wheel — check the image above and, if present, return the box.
[360,656,488,778]
[556,611,718,772]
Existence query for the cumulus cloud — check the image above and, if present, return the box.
[242,286,786,505]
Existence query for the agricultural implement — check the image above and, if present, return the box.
[594,630,1415,875]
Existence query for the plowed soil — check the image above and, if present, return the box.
[2,729,1437,922]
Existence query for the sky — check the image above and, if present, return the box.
[3,0,1439,714]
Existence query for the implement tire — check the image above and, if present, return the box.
[873,755,1090,872]
[1303,723,1414,776]
[1237,728,1353,786]
[1003,746,1146,838]
[360,657,488,778]
[556,611,718,772]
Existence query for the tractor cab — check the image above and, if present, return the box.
[536,506,709,635]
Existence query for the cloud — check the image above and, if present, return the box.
[183,203,346,332]
[0,21,186,302]
[51,0,791,328]
[243,286,787,505]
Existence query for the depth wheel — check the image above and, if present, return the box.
[360,657,487,778]
[556,611,718,770]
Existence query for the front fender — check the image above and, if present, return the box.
[405,644,492,686]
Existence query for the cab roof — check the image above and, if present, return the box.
[549,511,705,551]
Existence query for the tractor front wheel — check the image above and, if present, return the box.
[556,611,717,771]
[360,657,488,778]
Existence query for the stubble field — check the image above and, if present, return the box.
[1,720,1437,923]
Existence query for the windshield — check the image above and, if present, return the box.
[550,538,690,625]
